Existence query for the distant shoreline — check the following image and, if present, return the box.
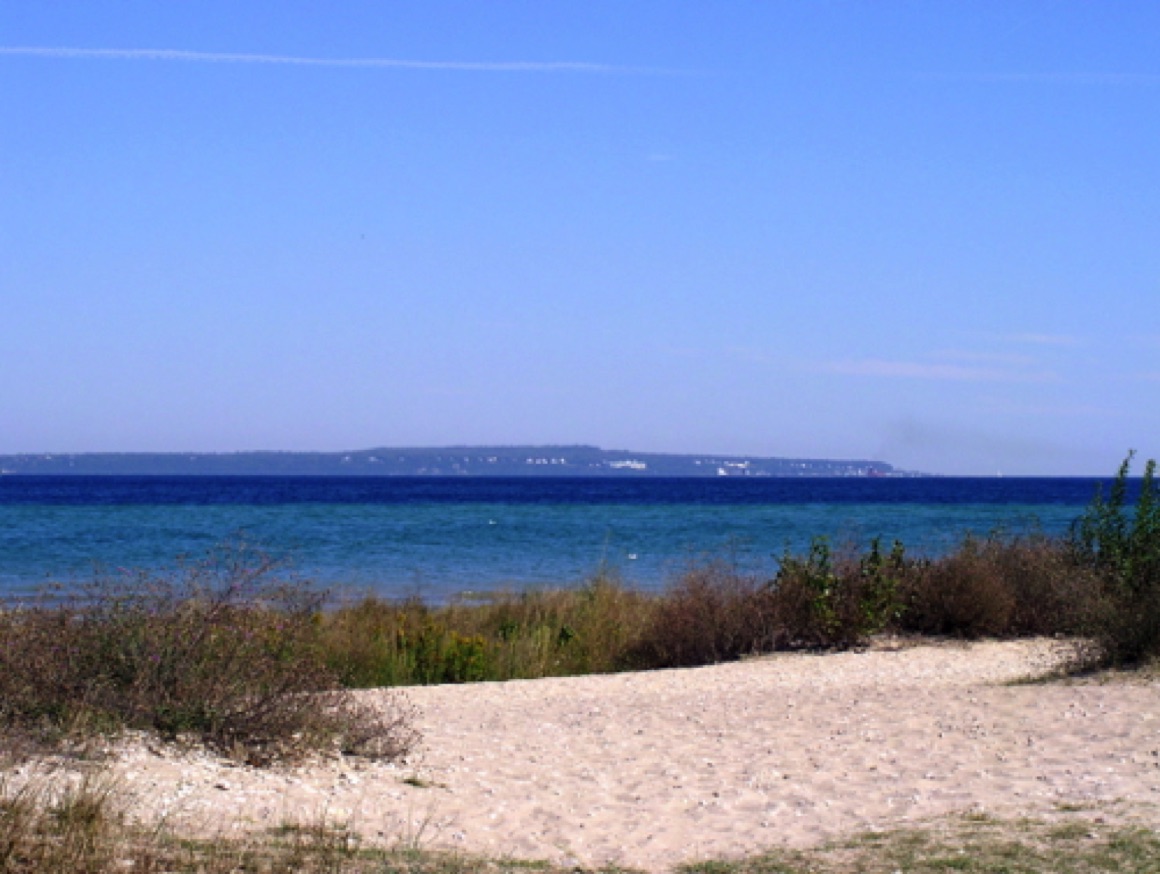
[0,444,907,477]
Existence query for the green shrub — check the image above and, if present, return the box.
[1070,451,1160,663]
[772,537,839,646]
[1071,452,1160,592]
[857,537,908,634]
[768,537,907,649]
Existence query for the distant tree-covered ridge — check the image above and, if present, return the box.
[0,445,901,477]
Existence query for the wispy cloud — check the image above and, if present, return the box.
[918,71,1160,87]
[933,349,1036,367]
[823,358,1056,383]
[0,46,666,74]
[994,332,1081,348]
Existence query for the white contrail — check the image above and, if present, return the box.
[917,71,1160,86]
[0,46,662,74]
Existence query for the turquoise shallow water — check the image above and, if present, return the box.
[0,475,1099,601]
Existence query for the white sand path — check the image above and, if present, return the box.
[33,639,1160,871]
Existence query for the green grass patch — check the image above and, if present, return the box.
[681,814,1160,874]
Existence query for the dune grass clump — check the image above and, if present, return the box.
[0,543,418,765]
[0,771,131,874]
[319,576,655,686]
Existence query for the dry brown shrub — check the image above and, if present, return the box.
[630,562,777,668]
[999,534,1099,635]
[896,533,1096,640]
[0,544,418,765]
[898,540,1015,638]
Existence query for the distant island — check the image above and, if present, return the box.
[0,446,906,477]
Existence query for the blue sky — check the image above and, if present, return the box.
[2,2,1157,475]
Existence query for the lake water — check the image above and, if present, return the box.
[0,476,1117,602]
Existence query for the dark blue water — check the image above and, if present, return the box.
[0,476,1115,601]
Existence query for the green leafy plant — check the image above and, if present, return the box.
[769,537,907,648]
[857,537,907,635]
[1070,451,1160,663]
[772,537,843,646]
[1071,451,1160,593]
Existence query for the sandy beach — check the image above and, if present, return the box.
[29,639,1160,871]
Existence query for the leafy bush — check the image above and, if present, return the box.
[0,544,418,764]
[1069,451,1160,663]
[857,537,908,634]
[768,537,906,648]
[1071,452,1160,586]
